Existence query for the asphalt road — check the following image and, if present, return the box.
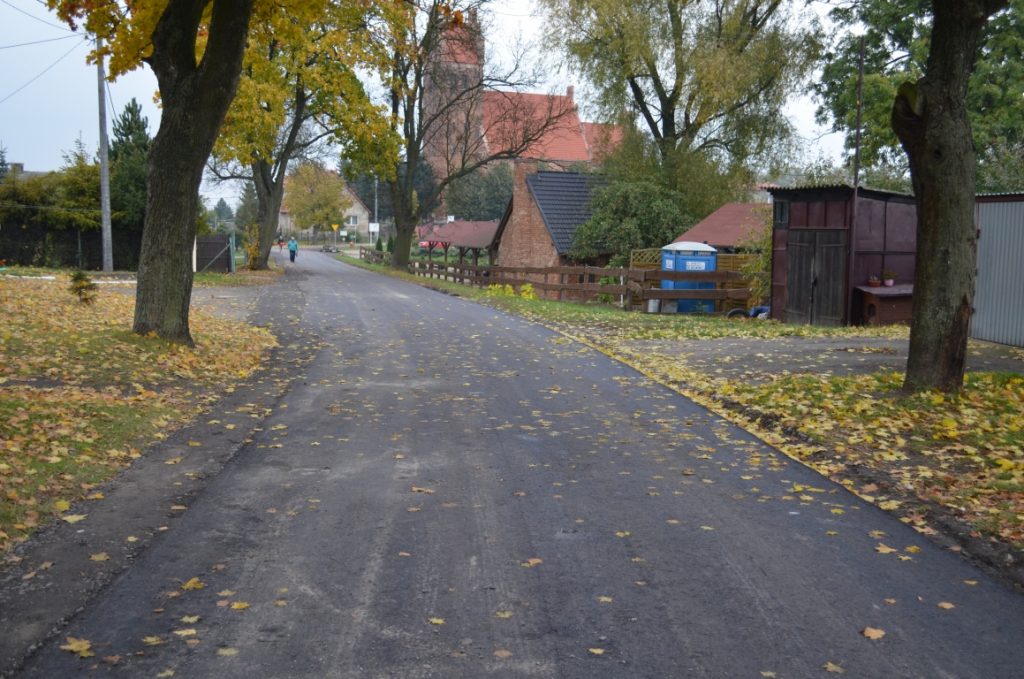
[14,252,1024,677]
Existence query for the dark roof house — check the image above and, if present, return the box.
[495,161,605,270]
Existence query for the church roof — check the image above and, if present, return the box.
[481,91,591,164]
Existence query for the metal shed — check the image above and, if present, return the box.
[973,194,1024,347]
[768,185,916,326]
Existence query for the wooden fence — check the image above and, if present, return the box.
[360,248,751,312]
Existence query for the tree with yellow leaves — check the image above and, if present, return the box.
[208,1,399,270]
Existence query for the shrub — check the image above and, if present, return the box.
[68,270,98,305]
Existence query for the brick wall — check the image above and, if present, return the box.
[498,160,561,272]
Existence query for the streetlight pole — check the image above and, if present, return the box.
[96,37,113,272]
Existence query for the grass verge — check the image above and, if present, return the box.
[0,273,276,551]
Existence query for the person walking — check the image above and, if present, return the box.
[287,237,298,263]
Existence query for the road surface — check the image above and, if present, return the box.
[13,252,1024,677]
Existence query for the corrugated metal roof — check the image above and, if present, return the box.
[526,171,606,254]
[768,183,914,197]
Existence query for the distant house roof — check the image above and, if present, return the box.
[526,171,606,254]
[419,220,500,249]
[673,203,768,249]
[482,91,591,164]
[581,122,623,162]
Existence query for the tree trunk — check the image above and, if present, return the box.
[132,0,254,345]
[891,0,1006,393]
[392,218,414,269]
[251,159,284,270]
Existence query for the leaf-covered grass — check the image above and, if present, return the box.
[193,268,282,287]
[351,255,1023,549]
[0,276,276,550]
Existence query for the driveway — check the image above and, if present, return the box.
[8,251,1024,677]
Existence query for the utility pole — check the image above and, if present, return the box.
[96,37,113,272]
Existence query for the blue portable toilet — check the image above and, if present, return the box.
[660,241,717,313]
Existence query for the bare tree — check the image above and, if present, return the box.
[375,1,580,267]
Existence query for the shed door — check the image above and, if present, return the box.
[786,230,847,326]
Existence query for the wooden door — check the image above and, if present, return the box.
[785,230,847,325]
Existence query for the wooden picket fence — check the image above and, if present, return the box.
[359,248,753,312]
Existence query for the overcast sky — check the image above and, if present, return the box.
[0,0,842,208]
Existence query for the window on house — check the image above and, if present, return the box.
[346,215,359,226]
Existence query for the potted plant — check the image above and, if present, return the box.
[867,274,881,287]
[881,269,897,286]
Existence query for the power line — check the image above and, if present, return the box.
[0,0,73,32]
[0,36,87,106]
[0,34,80,50]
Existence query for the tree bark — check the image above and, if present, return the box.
[891,0,1007,393]
[132,0,255,345]
[251,159,285,270]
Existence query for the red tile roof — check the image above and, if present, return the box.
[419,220,500,249]
[673,203,769,249]
[481,91,591,163]
[581,123,623,162]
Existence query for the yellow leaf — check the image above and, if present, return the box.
[59,636,94,658]
[495,610,513,619]
[597,596,613,603]
[90,552,109,562]
[428,617,445,625]
[494,649,512,658]
[217,648,239,657]
[217,589,236,597]
[823,661,845,673]
[230,601,250,610]
[588,648,605,656]
[874,543,897,554]
[62,514,87,524]
[884,598,896,605]
[937,601,955,610]
[274,599,288,607]
[862,627,886,640]
[830,508,845,515]
[142,636,166,646]
[54,500,71,512]
[165,457,182,465]
[521,557,543,568]
[156,670,175,678]
[181,577,205,591]
[411,486,435,494]
[188,441,202,447]
[878,500,901,510]
[904,545,921,554]
[86,492,105,501]
[963,580,978,586]
[172,629,197,637]
[180,615,200,624]
[614,530,631,538]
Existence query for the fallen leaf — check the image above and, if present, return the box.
[62,514,87,524]
[428,617,445,625]
[411,486,435,494]
[904,545,921,554]
[54,500,71,512]
[172,629,197,637]
[142,636,166,646]
[494,649,512,658]
[963,580,978,586]
[937,601,955,610]
[874,543,897,554]
[180,615,200,624]
[165,457,182,465]
[181,577,204,591]
[90,552,109,562]
[217,648,239,657]
[521,557,543,568]
[614,530,631,538]
[862,627,886,640]
[156,670,175,678]
[884,598,896,605]
[59,636,94,658]
[823,661,845,673]
[597,596,613,603]
[495,610,513,619]
[588,648,605,656]
[230,601,250,610]
[217,589,235,597]
[274,599,288,607]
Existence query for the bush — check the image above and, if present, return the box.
[375,236,383,251]
[68,270,98,305]
[386,235,395,253]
